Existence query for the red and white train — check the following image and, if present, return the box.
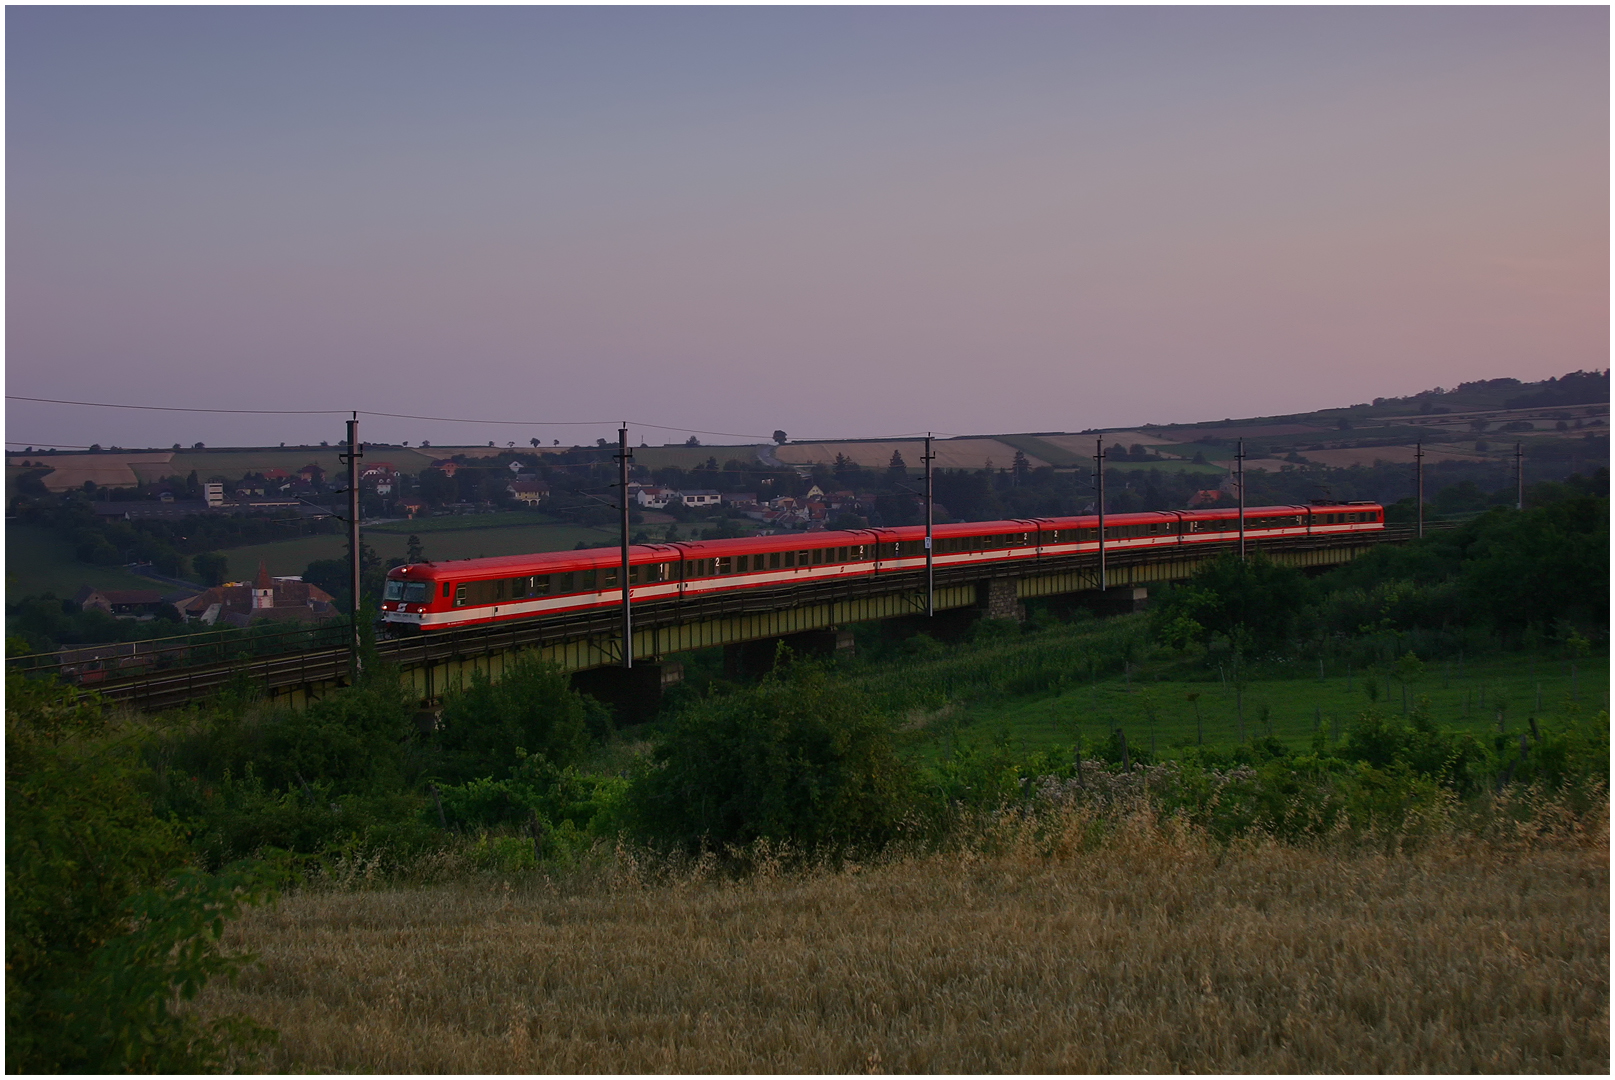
[379,502,1383,632]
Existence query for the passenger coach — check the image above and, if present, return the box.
[380,502,1383,632]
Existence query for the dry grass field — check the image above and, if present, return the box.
[198,806,1608,1073]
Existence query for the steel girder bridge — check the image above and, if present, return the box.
[13,529,1407,713]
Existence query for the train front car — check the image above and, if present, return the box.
[378,561,450,633]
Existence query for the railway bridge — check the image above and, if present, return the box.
[16,529,1406,715]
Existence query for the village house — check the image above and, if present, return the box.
[633,486,672,509]
[506,479,550,506]
[73,587,167,619]
[174,562,338,627]
[677,489,721,508]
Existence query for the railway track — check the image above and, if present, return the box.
[11,528,1417,711]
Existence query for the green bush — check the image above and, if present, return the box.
[6,676,277,1072]
[435,656,603,782]
[432,753,631,839]
[467,834,538,873]
[631,658,914,851]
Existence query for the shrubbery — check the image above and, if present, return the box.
[630,655,914,851]
[6,676,277,1072]
[435,655,607,783]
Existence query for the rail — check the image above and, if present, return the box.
[10,527,1415,710]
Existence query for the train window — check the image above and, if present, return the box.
[578,569,594,590]
[811,548,823,565]
[402,581,429,603]
[782,551,794,568]
[769,552,781,568]
[533,575,551,595]
[798,551,810,565]
[461,580,501,606]
[604,567,618,587]
[718,557,732,574]
[735,555,748,573]
[442,582,452,599]
[384,580,404,601]
[837,546,848,561]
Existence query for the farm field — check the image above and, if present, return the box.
[1100,459,1225,476]
[366,510,562,534]
[775,438,1051,471]
[166,448,434,478]
[196,814,1608,1073]
[208,522,621,579]
[629,444,765,469]
[6,524,166,597]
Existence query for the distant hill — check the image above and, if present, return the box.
[6,370,1607,483]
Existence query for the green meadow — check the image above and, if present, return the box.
[6,525,163,597]
[210,522,620,579]
[829,614,1608,762]
[958,647,1606,756]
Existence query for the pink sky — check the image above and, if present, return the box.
[7,7,1607,450]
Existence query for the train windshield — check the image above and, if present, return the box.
[384,580,430,602]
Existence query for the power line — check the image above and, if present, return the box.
[6,395,963,443]
[5,395,779,441]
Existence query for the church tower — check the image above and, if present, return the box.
[252,560,274,610]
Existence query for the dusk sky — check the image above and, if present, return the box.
[7,6,1608,451]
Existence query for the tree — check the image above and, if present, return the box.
[6,676,277,1072]
[772,430,788,445]
[1011,449,1031,480]
[193,552,228,587]
[629,659,912,850]
[685,436,701,447]
[1171,553,1311,655]
[417,468,456,506]
[435,655,601,782]
[406,535,425,564]
[530,438,541,448]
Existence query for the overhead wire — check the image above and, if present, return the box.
[6,395,967,444]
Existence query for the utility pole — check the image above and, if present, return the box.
[1415,441,1425,539]
[616,424,633,669]
[1236,438,1246,560]
[1095,439,1107,591]
[343,414,363,679]
[1515,442,1524,510]
[923,432,935,617]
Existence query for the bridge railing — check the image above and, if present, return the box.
[7,620,354,685]
[10,526,1412,701]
